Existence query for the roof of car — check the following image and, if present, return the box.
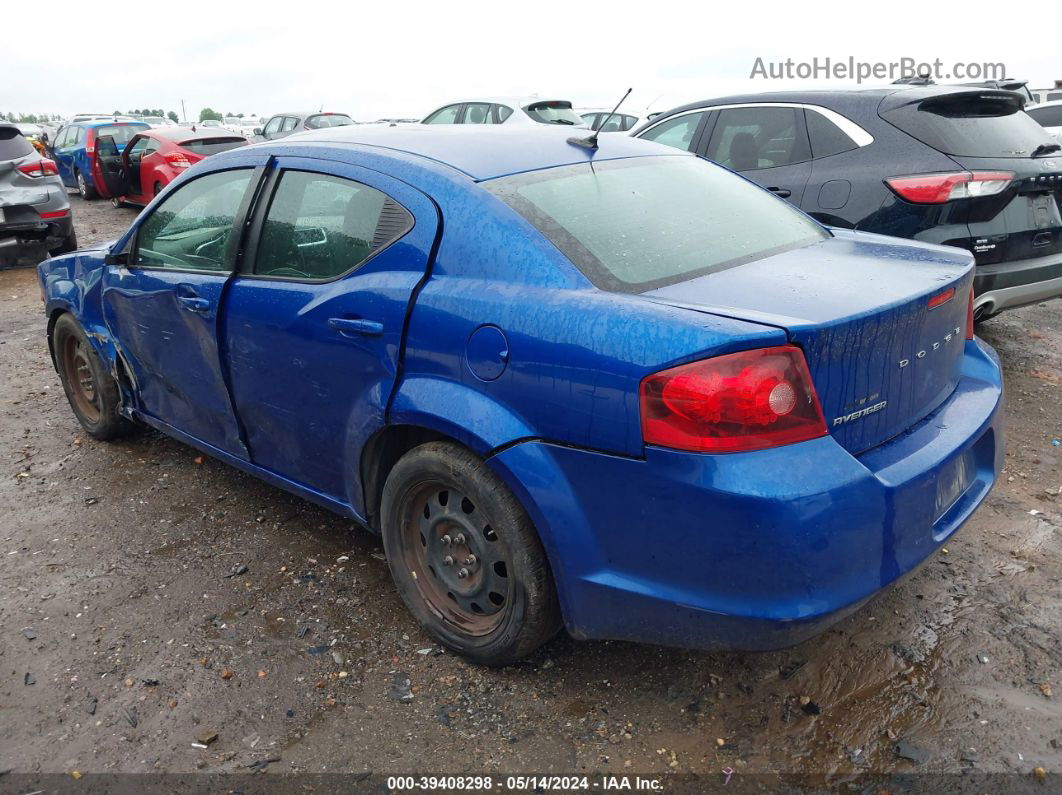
[280,124,688,181]
[429,96,571,110]
[145,126,246,141]
[80,119,150,129]
[654,84,1023,116]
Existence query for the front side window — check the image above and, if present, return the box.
[486,156,826,292]
[463,103,492,124]
[639,112,705,151]
[705,107,811,170]
[599,113,638,133]
[424,105,461,124]
[254,170,413,280]
[263,116,283,136]
[135,169,252,271]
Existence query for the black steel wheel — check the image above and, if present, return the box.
[381,442,561,665]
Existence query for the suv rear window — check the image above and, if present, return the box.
[306,114,354,129]
[95,124,149,144]
[486,156,827,292]
[0,127,34,160]
[882,93,1056,158]
[180,137,249,155]
[523,101,583,126]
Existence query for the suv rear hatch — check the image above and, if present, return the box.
[879,89,1062,268]
[646,231,973,455]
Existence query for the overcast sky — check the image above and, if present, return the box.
[3,0,1058,122]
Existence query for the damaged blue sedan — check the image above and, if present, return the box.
[38,125,1003,664]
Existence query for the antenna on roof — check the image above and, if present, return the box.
[567,88,632,151]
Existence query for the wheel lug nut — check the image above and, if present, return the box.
[454,533,466,545]
[464,555,477,566]
[441,534,452,546]
[443,555,454,567]
[457,568,469,579]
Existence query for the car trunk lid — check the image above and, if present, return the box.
[644,230,973,455]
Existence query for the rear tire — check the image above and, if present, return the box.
[110,197,124,209]
[49,229,78,256]
[75,169,97,200]
[53,314,137,441]
[381,442,561,666]
[153,181,163,197]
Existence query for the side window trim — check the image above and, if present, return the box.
[122,166,266,275]
[238,167,415,284]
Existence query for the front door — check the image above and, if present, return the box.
[700,105,813,205]
[101,166,262,457]
[222,156,439,502]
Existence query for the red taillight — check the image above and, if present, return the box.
[84,129,95,154]
[17,159,59,178]
[966,288,975,340]
[39,209,69,219]
[164,152,191,169]
[886,171,1014,204]
[927,287,955,310]
[640,345,828,453]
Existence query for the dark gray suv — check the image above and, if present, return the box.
[0,124,75,265]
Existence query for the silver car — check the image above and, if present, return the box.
[0,124,75,264]
[421,97,588,127]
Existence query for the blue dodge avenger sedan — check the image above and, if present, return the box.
[38,125,1003,665]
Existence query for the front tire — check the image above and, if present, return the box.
[381,442,561,666]
[53,314,136,441]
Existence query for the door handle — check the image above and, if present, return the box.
[329,317,384,337]
[768,187,792,198]
[177,295,210,313]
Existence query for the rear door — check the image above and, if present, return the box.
[222,156,438,501]
[94,135,128,199]
[101,164,266,456]
[699,105,813,204]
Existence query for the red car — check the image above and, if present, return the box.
[95,126,249,207]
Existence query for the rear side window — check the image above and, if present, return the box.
[494,104,513,123]
[306,113,354,129]
[486,156,827,292]
[281,117,299,133]
[95,124,148,144]
[254,171,413,280]
[881,93,1057,158]
[705,107,811,170]
[524,101,583,125]
[0,128,34,160]
[639,112,705,151]
[805,109,859,158]
[180,138,249,156]
[463,103,492,124]
[599,113,638,133]
[1028,106,1062,127]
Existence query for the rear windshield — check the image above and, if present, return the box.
[95,124,148,144]
[180,137,249,155]
[0,127,34,160]
[524,102,583,126]
[486,156,828,292]
[882,94,1057,158]
[306,114,354,129]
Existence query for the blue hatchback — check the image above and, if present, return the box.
[37,126,1003,664]
[49,119,149,200]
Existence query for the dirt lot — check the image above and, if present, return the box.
[1,195,1060,790]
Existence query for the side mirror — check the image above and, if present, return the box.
[253,128,262,136]
[104,250,129,266]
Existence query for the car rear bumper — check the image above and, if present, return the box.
[0,213,72,253]
[974,251,1062,315]
[488,339,1003,651]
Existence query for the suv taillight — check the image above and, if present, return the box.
[966,287,975,340]
[17,159,59,178]
[164,152,191,169]
[640,345,828,453]
[886,171,1014,204]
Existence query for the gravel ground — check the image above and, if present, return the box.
[0,195,1060,790]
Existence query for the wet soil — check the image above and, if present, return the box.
[0,196,1060,786]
